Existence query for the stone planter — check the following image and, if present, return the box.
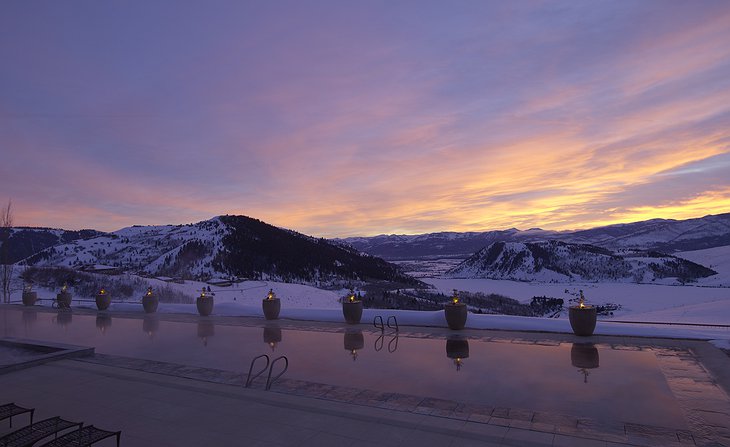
[142,294,158,314]
[56,291,72,309]
[342,300,363,324]
[197,320,215,346]
[196,296,214,316]
[262,298,281,320]
[263,326,282,350]
[344,329,364,360]
[22,291,37,306]
[22,309,37,325]
[143,315,159,337]
[96,292,111,311]
[569,306,597,336]
[55,310,72,326]
[446,338,470,360]
[444,303,467,330]
[96,314,112,334]
[570,343,599,369]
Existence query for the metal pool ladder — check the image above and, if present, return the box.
[245,354,288,390]
[373,315,399,332]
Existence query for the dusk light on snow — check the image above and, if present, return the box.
[1,1,730,237]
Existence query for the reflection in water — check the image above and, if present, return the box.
[571,343,600,383]
[263,325,282,351]
[22,309,37,327]
[374,333,399,353]
[344,329,364,361]
[95,313,112,335]
[142,315,159,339]
[54,310,72,327]
[446,337,470,371]
[197,320,215,347]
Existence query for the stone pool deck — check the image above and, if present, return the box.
[2,308,730,446]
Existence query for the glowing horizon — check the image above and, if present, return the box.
[2,1,729,238]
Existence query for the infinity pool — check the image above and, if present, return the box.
[1,307,687,429]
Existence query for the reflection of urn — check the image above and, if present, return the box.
[96,288,111,311]
[56,289,72,309]
[22,290,37,307]
[263,326,282,351]
[196,291,214,316]
[444,290,467,330]
[143,315,159,338]
[569,306,597,336]
[96,314,112,334]
[571,343,600,383]
[22,309,37,326]
[142,288,158,314]
[55,310,72,327]
[262,289,280,320]
[446,337,470,371]
[344,330,365,361]
[197,320,215,347]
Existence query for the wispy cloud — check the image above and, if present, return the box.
[1,1,729,236]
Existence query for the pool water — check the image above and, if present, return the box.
[1,307,687,428]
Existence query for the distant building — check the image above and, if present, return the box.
[81,264,121,275]
[206,278,232,287]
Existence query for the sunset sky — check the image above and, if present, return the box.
[2,1,729,237]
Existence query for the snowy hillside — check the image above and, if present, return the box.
[448,241,717,284]
[676,245,730,287]
[0,227,103,264]
[22,215,418,286]
[25,218,228,278]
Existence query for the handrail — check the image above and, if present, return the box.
[387,316,399,332]
[245,354,270,388]
[266,356,289,391]
[373,315,384,331]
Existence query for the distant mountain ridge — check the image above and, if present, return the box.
[341,213,730,259]
[20,216,418,287]
[448,240,717,284]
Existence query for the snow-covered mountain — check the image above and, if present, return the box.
[0,227,103,264]
[448,241,717,284]
[23,215,418,286]
[342,213,730,259]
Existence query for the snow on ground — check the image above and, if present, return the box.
[677,245,730,287]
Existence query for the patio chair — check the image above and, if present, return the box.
[0,404,34,428]
[0,416,81,447]
[37,425,121,447]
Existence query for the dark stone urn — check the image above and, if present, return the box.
[444,302,467,330]
[569,306,597,336]
[56,290,72,309]
[344,329,365,360]
[342,300,363,324]
[142,289,158,314]
[262,298,280,320]
[446,337,470,371]
[196,295,214,316]
[22,291,38,306]
[96,290,111,311]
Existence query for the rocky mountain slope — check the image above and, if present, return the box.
[448,241,717,284]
